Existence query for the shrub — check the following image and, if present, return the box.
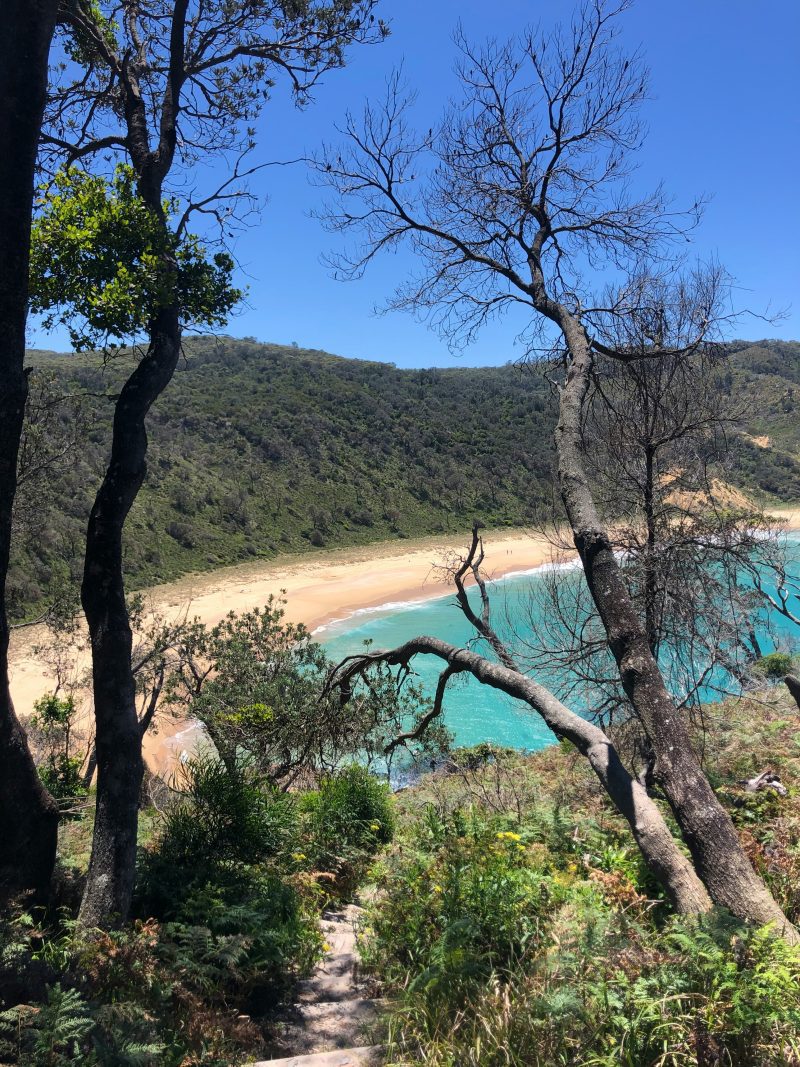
[28,694,88,805]
[0,984,95,1067]
[133,755,322,1023]
[359,808,576,1003]
[137,755,298,917]
[169,871,323,1007]
[360,801,800,1067]
[301,765,394,898]
[753,651,795,679]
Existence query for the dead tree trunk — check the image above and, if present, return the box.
[554,315,796,939]
[785,674,800,713]
[0,0,61,904]
[78,307,181,928]
[335,635,711,915]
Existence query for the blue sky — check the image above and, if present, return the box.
[32,0,800,367]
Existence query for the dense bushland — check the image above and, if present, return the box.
[357,686,800,1065]
[11,336,800,620]
[3,677,800,1063]
[0,758,394,1065]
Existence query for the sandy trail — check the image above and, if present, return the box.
[11,506,800,775]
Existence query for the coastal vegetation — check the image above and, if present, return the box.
[10,335,800,623]
[361,685,800,1065]
[2,682,800,1063]
[1,0,799,1064]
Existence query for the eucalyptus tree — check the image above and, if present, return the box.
[316,0,795,934]
[331,527,712,915]
[0,0,61,903]
[35,0,386,928]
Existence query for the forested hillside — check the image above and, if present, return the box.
[10,335,800,619]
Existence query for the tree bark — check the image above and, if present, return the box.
[337,635,712,915]
[78,307,181,928]
[554,316,797,939]
[785,674,800,713]
[0,0,61,904]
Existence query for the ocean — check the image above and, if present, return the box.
[319,534,800,753]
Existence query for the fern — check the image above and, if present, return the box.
[0,1003,36,1062]
[0,984,95,1066]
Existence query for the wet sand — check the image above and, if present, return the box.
[9,526,562,773]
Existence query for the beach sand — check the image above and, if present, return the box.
[8,525,562,774]
[10,505,800,774]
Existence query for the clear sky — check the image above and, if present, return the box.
[31,0,800,367]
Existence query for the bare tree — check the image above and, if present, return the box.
[330,526,711,915]
[0,0,61,903]
[518,344,797,731]
[316,1,796,934]
[43,0,386,927]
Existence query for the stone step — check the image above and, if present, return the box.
[275,998,385,1056]
[252,1046,383,1067]
[296,952,362,1003]
[320,924,357,955]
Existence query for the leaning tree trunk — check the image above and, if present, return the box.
[785,674,800,713]
[0,0,61,904]
[78,307,181,928]
[338,635,711,913]
[554,315,797,939]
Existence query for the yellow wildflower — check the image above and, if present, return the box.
[370,823,380,831]
[432,884,443,893]
[292,852,306,862]
[322,942,332,952]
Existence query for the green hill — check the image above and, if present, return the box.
[9,336,800,620]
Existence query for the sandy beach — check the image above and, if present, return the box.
[10,505,800,774]
[8,525,563,772]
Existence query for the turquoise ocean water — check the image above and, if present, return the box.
[319,535,800,754]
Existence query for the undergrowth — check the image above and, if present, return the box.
[0,759,393,1065]
[3,689,800,1064]
[357,689,800,1066]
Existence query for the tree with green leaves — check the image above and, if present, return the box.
[27,693,88,806]
[35,0,386,928]
[0,0,62,905]
[164,597,449,786]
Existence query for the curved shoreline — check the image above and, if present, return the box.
[10,507,800,773]
[8,525,562,772]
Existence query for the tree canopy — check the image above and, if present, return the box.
[30,166,240,351]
